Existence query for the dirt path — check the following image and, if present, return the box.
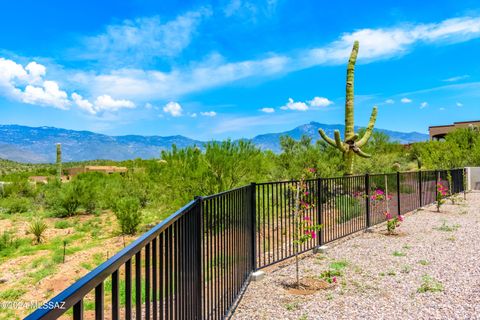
[232,192,480,320]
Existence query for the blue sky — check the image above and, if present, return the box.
[1,0,480,140]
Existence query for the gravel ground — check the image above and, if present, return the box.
[232,192,480,320]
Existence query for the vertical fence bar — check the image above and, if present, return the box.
[135,251,142,320]
[418,170,422,207]
[365,174,370,228]
[125,259,132,319]
[145,243,151,320]
[112,270,119,320]
[396,172,401,216]
[73,299,83,320]
[94,283,104,320]
[152,238,157,320]
[316,178,324,246]
[195,197,203,320]
[250,183,257,271]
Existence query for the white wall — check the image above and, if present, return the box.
[466,167,480,190]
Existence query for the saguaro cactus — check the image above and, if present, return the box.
[319,41,378,176]
[56,143,62,180]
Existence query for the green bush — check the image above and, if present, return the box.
[0,196,31,214]
[0,231,20,252]
[47,183,81,217]
[54,220,72,229]
[114,197,142,235]
[335,195,363,223]
[2,180,36,198]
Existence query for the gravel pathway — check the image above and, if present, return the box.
[232,192,480,320]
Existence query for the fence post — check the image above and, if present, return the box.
[365,174,371,228]
[194,196,203,320]
[250,182,257,272]
[396,172,401,216]
[418,170,423,207]
[316,178,324,247]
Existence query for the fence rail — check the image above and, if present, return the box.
[26,168,465,320]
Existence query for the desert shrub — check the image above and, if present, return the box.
[77,181,100,214]
[0,196,31,214]
[47,183,81,217]
[0,231,20,253]
[28,219,48,244]
[114,197,142,235]
[2,180,36,198]
[54,220,72,229]
[335,195,363,223]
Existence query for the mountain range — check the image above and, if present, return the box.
[0,123,428,163]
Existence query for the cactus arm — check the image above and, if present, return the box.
[345,41,359,140]
[334,130,347,152]
[353,147,371,158]
[357,106,378,147]
[318,129,337,148]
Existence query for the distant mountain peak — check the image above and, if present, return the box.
[0,124,428,163]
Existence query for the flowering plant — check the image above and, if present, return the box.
[385,211,404,234]
[436,182,448,212]
[291,168,322,288]
[371,189,385,201]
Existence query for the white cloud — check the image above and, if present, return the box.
[280,98,309,111]
[401,97,412,103]
[260,107,275,113]
[0,58,69,109]
[443,75,470,82]
[420,101,428,108]
[163,101,183,117]
[190,113,197,118]
[308,96,333,107]
[72,93,94,114]
[456,102,463,107]
[439,107,446,110]
[22,81,70,109]
[79,8,212,66]
[385,99,395,104]
[94,95,135,111]
[25,62,46,82]
[72,92,135,114]
[200,111,217,117]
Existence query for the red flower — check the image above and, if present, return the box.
[332,276,337,283]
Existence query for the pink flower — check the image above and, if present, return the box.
[311,232,316,239]
[303,216,311,221]
[304,191,310,196]
[384,212,392,220]
[308,168,316,173]
[398,215,404,222]
[332,276,337,283]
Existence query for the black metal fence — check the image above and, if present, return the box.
[26,169,465,320]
